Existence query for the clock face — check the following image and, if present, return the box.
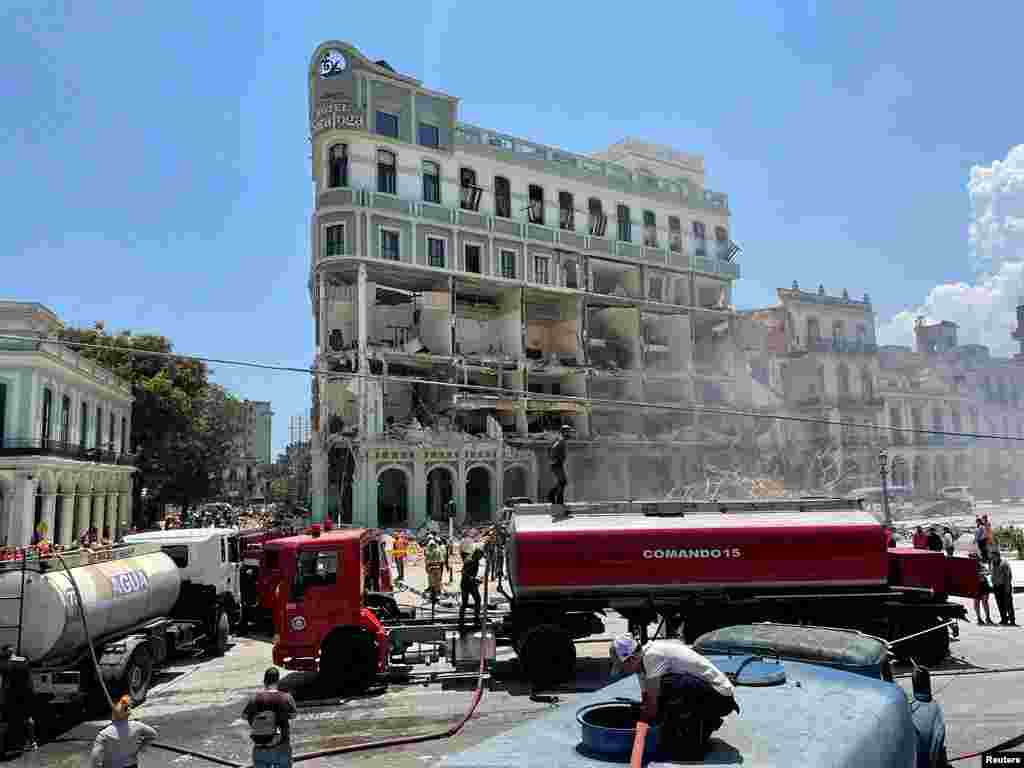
[319,49,347,79]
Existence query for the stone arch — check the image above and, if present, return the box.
[376,465,410,527]
[503,464,530,501]
[426,464,456,522]
[465,464,494,524]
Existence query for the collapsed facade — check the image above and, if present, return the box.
[741,288,1024,499]
[306,41,741,527]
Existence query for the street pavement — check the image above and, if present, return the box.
[8,544,1024,766]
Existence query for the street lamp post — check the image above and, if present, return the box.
[878,449,891,527]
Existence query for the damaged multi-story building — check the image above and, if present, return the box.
[305,41,741,527]
[738,283,883,490]
[740,286,1024,500]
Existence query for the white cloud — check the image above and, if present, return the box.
[878,145,1024,354]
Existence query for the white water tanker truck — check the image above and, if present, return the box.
[0,539,235,709]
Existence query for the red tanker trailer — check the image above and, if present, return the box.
[267,497,974,690]
[493,497,974,684]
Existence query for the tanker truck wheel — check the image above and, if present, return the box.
[122,647,154,705]
[320,628,377,692]
[518,624,576,688]
[209,609,230,657]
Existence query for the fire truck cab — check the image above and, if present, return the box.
[267,526,396,688]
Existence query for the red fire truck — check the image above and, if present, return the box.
[266,498,974,688]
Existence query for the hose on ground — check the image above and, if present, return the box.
[54,552,248,768]
[289,534,495,763]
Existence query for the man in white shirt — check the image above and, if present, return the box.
[611,635,739,757]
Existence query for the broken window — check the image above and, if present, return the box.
[563,256,579,289]
[668,216,682,252]
[325,224,345,257]
[419,122,440,148]
[617,204,631,242]
[428,237,446,268]
[460,168,482,211]
[381,229,400,261]
[589,198,607,237]
[328,143,348,188]
[376,110,399,138]
[422,160,441,204]
[643,210,657,247]
[559,191,574,230]
[500,250,516,279]
[377,149,396,194]
[494,176,511,218]
[533,255,549,284]
[464,243,482,273]
[648,276,663,301]
[528,185,545,224]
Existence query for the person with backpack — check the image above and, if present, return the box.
[243,667,298,768]
[89,695,157,767]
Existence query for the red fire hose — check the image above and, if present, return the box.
[59,537,499,767]
[289,537,495,763]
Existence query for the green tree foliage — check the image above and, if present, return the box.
[58,324,242,522]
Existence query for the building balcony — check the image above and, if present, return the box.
[454,123,729,213]
[792,337,879,355]
[317,189,740,280]
[0,438,137,466]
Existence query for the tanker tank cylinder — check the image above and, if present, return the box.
[0,552,181,663]
[505,506,888,598]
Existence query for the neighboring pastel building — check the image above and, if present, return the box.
[0,301,136,547]
[223,399,273,502]
[305,41,741,527]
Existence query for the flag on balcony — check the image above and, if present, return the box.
[724,241,742,262]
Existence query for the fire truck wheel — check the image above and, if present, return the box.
[321,629,377,692]
[122,647,154,705]
[518,624,576,687]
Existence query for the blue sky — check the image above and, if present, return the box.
[3,1,1023,458]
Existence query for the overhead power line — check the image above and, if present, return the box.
[4,331,1022,442]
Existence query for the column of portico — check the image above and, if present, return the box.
[76,489,92,542]
[59,488,76,545]
[92,492,106,540]
[106,491,118,541]
[41,492,57,544]
[119,492,131,535]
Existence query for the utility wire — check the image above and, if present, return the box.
[5,331,1023,442]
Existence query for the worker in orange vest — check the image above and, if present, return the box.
[392,533,407,582]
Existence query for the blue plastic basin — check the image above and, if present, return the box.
[576,702,659,759]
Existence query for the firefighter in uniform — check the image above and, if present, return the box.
[392,533,407,582]
[548,424,572,505]
[424,536,446,602]
[611,635,739,759]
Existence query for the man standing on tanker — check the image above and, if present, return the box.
[610,635,739,759]
[547,424,572,505]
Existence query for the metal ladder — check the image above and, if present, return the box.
[0,557,28,655]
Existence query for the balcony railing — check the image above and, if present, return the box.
[319,190,741,280]
[0,437,137,465]
[798,337,879,354]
